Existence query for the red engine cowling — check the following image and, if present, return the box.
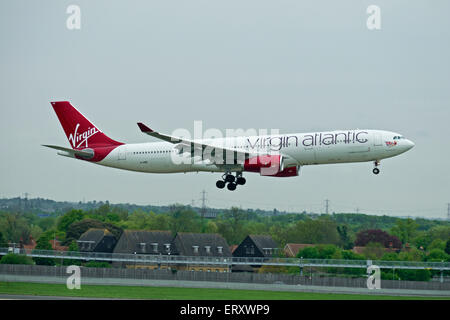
[270,165,299,177]
[243,155,299,177]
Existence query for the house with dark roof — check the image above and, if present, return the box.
[233,235,279,258]
[112,230,174,269]
[171,232,232,272]
[77,228,117,253]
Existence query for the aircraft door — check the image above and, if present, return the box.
[118,146,127,160]
[373,133,383,147]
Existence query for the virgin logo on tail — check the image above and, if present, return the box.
[68,123,99,149]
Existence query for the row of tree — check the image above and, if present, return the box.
[257,243,449,281]
[1,204,449,255]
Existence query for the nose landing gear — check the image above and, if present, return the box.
[373,160,380,175]
[216,172,246,191]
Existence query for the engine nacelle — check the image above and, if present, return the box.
[244,155,299,177]
[269,165,300,177]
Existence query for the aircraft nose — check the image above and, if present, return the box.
[405,139,415,150]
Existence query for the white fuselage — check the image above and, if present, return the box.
[97,129,414,175]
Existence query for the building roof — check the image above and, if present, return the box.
[172,232,232,257]
[78,228,115,252]
[248,235,278,253]
[113,230,173,255]
[283,243,315,257]
[352,246,400,255]
[79,228,113,243]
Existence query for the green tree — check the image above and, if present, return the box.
[297,246,320,259]
[426,226,450,242]
[0,213,31,243]
[39,229,66,244]
[33,235,55,266]
[398,248,424,262]
[390,218,419,245]
[148,212,171,231]
[57,210,85,232]
[0,231,6,247]
[169,208,202,234]
[94,204,111,217]
[244,222,269,237]
[396,269,431,281]
[0,253,33,265]
[362,242,385,260]
[65,219,122,245]
[426,249,449,262]
[204,220,218,234]
[123,210,150,229]
[37,217,56,231]
[222,207,247,244]
[68,240,79,251]
[63,240,81,266]
[342,250,365,260]
[30,225,43,241]
[381,252,399,261]
[413,232,431,250]
[337,225,353,249]
[288,217,340,245]
[445,239,450,255]
[269,225,289,248]
[317,244,341,259]
[428,239,446,251]
[215,219,234,244]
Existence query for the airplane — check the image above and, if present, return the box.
[44,101,415,191]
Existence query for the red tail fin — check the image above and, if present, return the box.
[51,101,122,150]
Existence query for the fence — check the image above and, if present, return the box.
[1,264,449,291]
[1,247,449,271]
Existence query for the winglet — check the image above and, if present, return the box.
[137,122,154,133]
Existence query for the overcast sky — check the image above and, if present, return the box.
[1,1,449,218]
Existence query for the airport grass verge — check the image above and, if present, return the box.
[0,282,448,300]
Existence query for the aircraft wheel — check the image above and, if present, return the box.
[227,183,237,191]
[216,180,226,189]
[373,168,380,175]
[236,177,246,185]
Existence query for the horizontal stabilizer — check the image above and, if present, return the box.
[42,145,94,159]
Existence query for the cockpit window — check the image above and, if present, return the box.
[393,136,405,140]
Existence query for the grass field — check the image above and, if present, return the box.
[0,282,448,300]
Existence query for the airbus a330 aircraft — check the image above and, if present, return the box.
[44,101,415,191]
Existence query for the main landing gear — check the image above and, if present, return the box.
[372,160,380,175]
[216,172,246,191]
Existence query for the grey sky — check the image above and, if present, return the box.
[1,1,449,218]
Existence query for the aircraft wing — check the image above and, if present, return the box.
[137,122,253,166]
